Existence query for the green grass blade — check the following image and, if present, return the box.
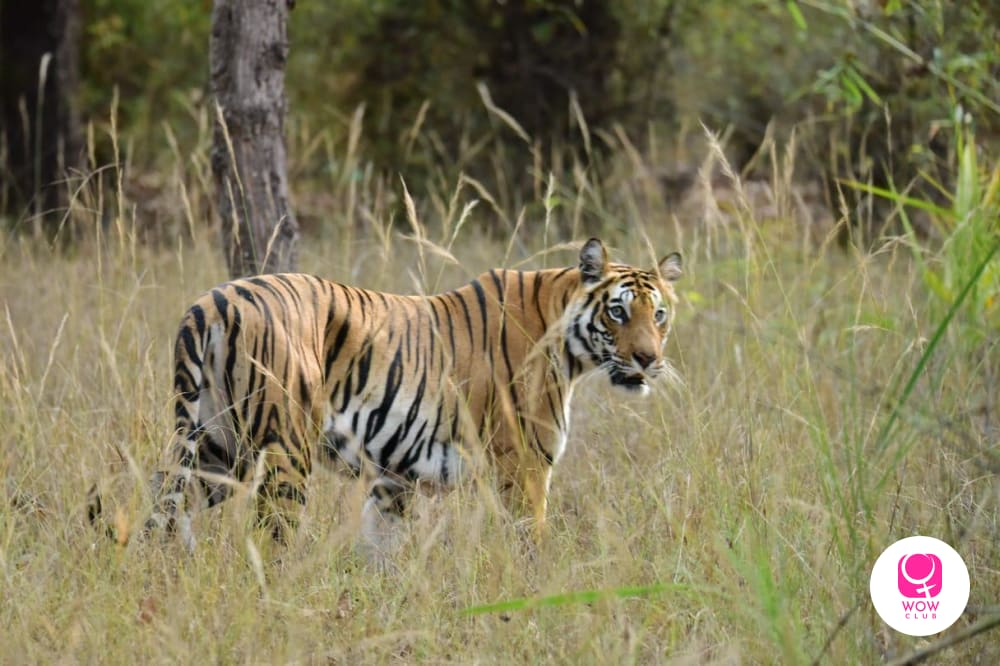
[873,237,1000,461]
[838,179,955,220]
[786,1,808,31]
[462,582,688,615]
[844,65,882,106]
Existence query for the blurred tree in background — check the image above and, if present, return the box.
[210,0,299,277]
[0,0,82,235]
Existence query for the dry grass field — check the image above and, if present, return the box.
[1,129,998,664]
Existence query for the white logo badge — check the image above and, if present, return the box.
[870,535,970,636]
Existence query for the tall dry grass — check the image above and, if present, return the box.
[1,108,997,664]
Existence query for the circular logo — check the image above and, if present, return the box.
[870,535,970,636]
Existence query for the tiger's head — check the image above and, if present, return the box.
[566,238,683,395]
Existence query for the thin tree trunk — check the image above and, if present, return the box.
[210,0,299,278]
[0,0,81,234]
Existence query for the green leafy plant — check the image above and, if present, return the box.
[844,117,1000,337]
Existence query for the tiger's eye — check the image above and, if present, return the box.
[654,308,668,325]
[608,305,627,321]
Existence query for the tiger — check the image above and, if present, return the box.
[88,238,683,554]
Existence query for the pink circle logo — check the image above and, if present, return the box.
[871,536,969,636]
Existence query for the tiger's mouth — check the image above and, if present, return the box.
[609,369,649,392]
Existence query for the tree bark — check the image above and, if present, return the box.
[0,0,81,233]
[210,0,299,278]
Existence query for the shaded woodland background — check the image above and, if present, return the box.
[2,0,999,244]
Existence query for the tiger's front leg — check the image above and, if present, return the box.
[495,449,554,543]
[359,476,411,562]
[522,464,553,540]
[252,441,311,544]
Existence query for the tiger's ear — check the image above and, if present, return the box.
[658,252,683,282]
[579,238,608,284]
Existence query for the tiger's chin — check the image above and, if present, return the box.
[609,372,651,396]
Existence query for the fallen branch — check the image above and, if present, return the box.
[886,613,1000,666]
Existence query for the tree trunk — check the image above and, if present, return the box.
[210,0,299,278]
[0,0,81,234]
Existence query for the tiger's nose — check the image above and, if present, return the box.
[633,351,656,369]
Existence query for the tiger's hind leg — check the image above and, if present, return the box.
[84,432,232,549]
[141,306,216,549]
[143,435,197,549]
[143,429,237,550]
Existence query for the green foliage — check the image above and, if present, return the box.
[72,0,1000,214]
[81,0,210,137]
[845,118,1000,338]
[790,1,1000,236]
[667,1,831,163]
[289,0,636,176]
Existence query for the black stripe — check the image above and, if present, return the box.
[399,421,429,472]
[340,359,354,411]
[449,399,462,440]
[174,361,198,401]
[441,445,449,484]
[532,432,554,465]
[223,303,242,402]
[451,290,475,350]
[355,340,374,396]
[325,319,350,378]
[378,425,404,470]
[178,326,200,370]
[273,481,306,505]
[378,357,427,471]
[427,403,444,458]
[211,289,229,327]
[491,270,515,381]
[470,279,489,352]
[364,346,403,444]
[174,399,190,423]
[545,387,562,430]
[203,435,234,471]
[250,401,268,444]
[233,284,255,303]
[243,334,262,426]
[532,272,548,331]
[190,304,207,336]
[298,372,310,408]
[441,297,457,360]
